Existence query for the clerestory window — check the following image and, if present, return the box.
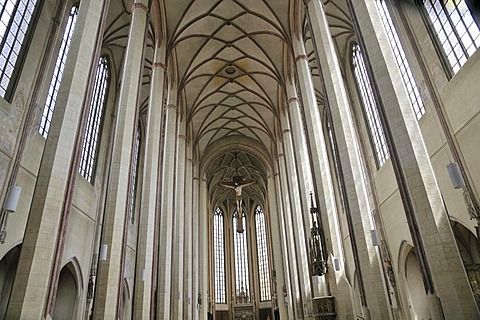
[0,0,40,100]
[39,4,79,137]
[78,56,109,183]
[420,0,480,75]
[255,205,271,302]
[127,125,141,223]
[352,44,390,168]
[214,207,226,304]
[375,0,426,119]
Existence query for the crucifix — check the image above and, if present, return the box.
[219,174,255,233]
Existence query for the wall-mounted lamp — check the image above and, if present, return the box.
[370,229,380,247]
[100,244,108,261]
[447,162,465,189]
[0,185,22,243]
[140,268,146,282]
[330,254,341,272]
[447,162,479,221]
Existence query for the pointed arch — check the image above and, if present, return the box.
[52,259,83,320]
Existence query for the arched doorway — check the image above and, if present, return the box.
[451,220,480,305]
[404,249,430,319]
[0,245,21,319]
[52,263,78,319]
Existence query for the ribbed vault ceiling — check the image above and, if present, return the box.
[106,0,355,208]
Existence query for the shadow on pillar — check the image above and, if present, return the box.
[0,245,21,319]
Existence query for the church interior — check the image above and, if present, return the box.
[0,0,480,319]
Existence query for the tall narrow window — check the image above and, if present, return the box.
[255,206,271,301]
[214,208,226,304]
[375,0,425,119]
[422,0,480,74]
[352,44,390,167]
[0,0,39,99]
[39,5,79,137]
[78,56,109,183]
[127,126,140,223]
[233,211,250,302]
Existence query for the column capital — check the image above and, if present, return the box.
[294,55,309,63]
[132,2,149,12]
[167,104,177,110]
[288,97,300,104]
[153,62,166,69]
[282,128,291,135]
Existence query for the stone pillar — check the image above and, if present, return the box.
[349,1,479,318]
[302,1,390,318]
[199,176,209,320]
[93,1,149,318]
[172,119,186,318]
[156,84,178,318]
[6,1,108,318]
[280,110,313,319]
[192,165,200,320]
[184,145,194,319]
[277,123,312,319]
[133,45,166,319]
[287,79,349,300]
[274,163,296,320]
[292,10,353,313]
[267,175,288,318]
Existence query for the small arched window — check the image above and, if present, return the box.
[213,207,226,304]
[39,4,79,137]
[351,43,390,168]
[255,205,271,301]
[421,0,480,75]
[0,0,41,100]
[78,56,109,183]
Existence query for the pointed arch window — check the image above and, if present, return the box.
[214,207,226,304]
[421,0,480,75]
[233,211,250,302]
[352,44,390,168]
[375,0,425,119]
[127,125,141,223]
[39,4,79,137]
[0,0,40,100]
[78,56,109,183]
[255,205,271,301]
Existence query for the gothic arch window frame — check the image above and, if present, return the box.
[39,3,79,138]
[254,204,271,302]
[350,42,390,168]
[418,0,480,77]
[213,206,227,304]
[0,0,44,101]
[233,208,251,302]
[78,55,110,183]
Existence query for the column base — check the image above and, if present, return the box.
[312,296,336,320]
